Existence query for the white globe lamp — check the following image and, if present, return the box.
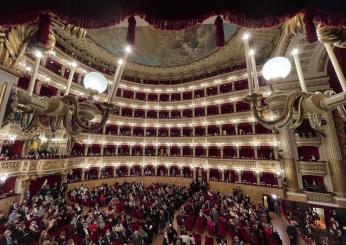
[83,72,108,93]
[262,57,292,81]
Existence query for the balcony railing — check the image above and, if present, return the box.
[305,191,334,203]
[0,156,281,176]
[294,134,322,146]
[298,161,328,175]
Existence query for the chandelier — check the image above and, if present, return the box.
[242,33,346,129]
[5,46,132,135]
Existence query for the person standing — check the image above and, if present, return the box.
[287,223,297,245]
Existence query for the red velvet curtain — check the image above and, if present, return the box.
[29,175,61,194]
[260,172,277,186]
[241,171,256,183]
[9,140,24,156]
[183,167,191,177]
[209,169,220,180]
[1,1,346,29]
[2,176,16,194]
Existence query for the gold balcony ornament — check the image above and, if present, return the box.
[243,34,346,129]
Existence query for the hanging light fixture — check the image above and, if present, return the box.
[5,45,133,135]
[243,33,346,129]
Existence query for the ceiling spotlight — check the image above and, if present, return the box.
[118,59,124,65]
[125,46,132,53]
[71,61,77,67]
[291,48,299,55]
[242,33,250,40]
[249,49,255,56]
[34,50,43,58]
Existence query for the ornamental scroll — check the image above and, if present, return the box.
[0,15,87,68]
[284,13,346,48]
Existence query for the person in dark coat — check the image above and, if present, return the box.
[287,223,297,245]
[272,230,282,245]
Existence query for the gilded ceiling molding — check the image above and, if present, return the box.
[0,25,36,67]
[283,13,304,36]
[0,17,86,69]
[51,18,87,39]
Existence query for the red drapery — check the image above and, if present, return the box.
[0,1,346,30]
[1,176,16,194]
[29,174,61,194]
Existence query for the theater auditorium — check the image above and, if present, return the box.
[0,1,345,244]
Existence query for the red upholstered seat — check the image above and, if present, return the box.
[204,235,214,245]
[115,202,124,212]
[207,219,214,235]
[263,227,275,245]
[218,216,227,237]
[193,232,201,245]
[195,216,206,233]
[240,224,250,242]
[112,239,124,245]
[185,213,195,231]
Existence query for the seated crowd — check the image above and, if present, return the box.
[176,188,281,245]
[0,181,190,245]
[284,204,346,245]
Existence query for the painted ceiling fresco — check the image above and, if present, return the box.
[87,24,238,67]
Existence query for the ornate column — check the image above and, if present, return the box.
[77,73,83,84]
[276,172,282,187]
[60,66,66,77]
[255,171,261,184]
[236,146,240,158]
[34,81,42,95]
[221,170,225,181]
[254,146,258,159]
[323,112,346,197]
[113,166,116,177]
[251,122,256,134]
[28,52,42,96]
[220,146,224,158]
[84,145,89,157]
[16,176,31,203]
[236,170,241,182]
[280,126,299,191]
[81,168,86,181]
[206,168,210,180]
